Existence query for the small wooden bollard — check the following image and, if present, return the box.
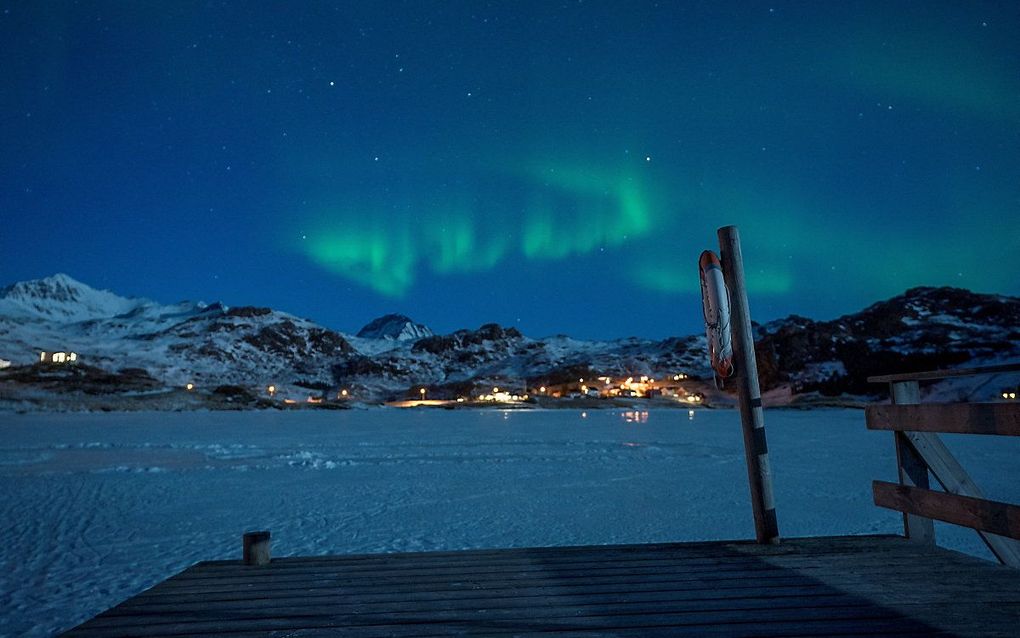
[243,531,271,566]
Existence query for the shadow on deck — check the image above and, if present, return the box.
[64,535,1020,637]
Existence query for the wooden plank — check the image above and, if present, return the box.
[867,403,1020,436]
[144,553,1002,594]
[171,550,946,583]
[904,430,1020,567]
[873,481,1020,540]
[109,588,856,617]
[125,577,834,609]
[66,616,946,638]
[867,362,1020,384]
[140,569,826,598]
[890,381,935,544]
[63,601,919,637]
[190,534,913,569]
[87,594,879,628]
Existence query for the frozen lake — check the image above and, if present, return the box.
[2,408,1018,636]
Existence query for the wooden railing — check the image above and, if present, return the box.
[866,362,1020,567]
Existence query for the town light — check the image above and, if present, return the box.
[540,386,546,393]
[493,387,499,393]
[267,385,276,397]
[420,388,426,399]
[185,383,195,391]
[340,389,348,397]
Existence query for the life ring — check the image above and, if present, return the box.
[699,250,734,379]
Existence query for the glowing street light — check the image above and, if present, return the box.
[340,389,349,398]
[185,383,195,391]
[419,387,426,400]
[539,386,546,393]
[267,385,276,397]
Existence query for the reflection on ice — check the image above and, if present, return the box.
[621,410,649,423]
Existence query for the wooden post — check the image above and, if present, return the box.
[243,531,271,566]
[889,381,935,544]
[717,225,779,544]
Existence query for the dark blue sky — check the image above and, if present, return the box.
[2,1,1018,339]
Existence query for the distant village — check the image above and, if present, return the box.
[9,348,714,409]
[12,348,1019,408]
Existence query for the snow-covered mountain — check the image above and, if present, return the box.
[0,274,1017,407]
[0,275,354,397]
[0,273,144,321]
[356,314,433,341]
[756,286,1020,399]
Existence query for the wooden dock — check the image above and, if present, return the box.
[64,535,1020,637]
[64,362,1020,636]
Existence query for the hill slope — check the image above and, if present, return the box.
[0,275,1016,408]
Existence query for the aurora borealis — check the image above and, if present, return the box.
[2,2,1018,338]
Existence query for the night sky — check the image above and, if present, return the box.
[2,1,1018,339]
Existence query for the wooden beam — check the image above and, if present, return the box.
[902,431,1020,568]
[873,481,1020,541]
[889,381,934,545]
[717,225,779,544]
[867,403,1020,436]
[867,362,1020,384]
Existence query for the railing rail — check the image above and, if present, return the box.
[866,363,1020,568]
[867,362,1020,384]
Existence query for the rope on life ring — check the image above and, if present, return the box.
[699,250,734,380]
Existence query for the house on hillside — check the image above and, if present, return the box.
[39,351,79,364]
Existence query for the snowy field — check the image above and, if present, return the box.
[2,408,1018,636]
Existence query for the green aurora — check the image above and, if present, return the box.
[304,163,659,296]
[3,1,1017,338]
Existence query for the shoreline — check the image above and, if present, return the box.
[0,392,872,414]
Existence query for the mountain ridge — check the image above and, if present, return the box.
[1,274,1017,408]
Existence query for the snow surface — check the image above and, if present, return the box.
[2,408,1019,636]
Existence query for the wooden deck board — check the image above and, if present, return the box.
[63,535,1020,637]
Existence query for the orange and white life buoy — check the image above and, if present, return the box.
[699,250,734,379]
